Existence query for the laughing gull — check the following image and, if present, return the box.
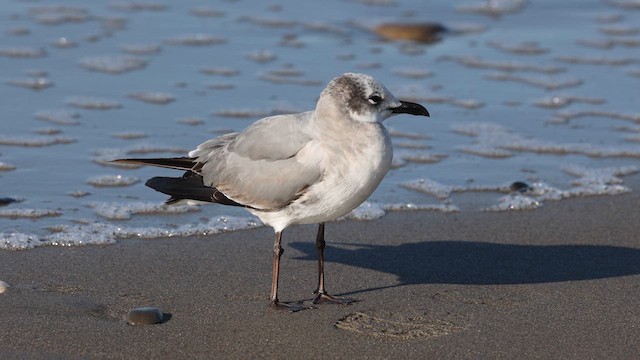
[114,73,429,311]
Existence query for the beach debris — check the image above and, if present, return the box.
[127,307,165,325]
[0,280,9,294]
[373,23,447,43]
[0,163,16,172]
[0,197,19,206]
[510,181,532,193]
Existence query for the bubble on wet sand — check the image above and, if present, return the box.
[127,92,175,105]
[34,109,81,125]
[52,37,78,49]
[79,55,148,74]
[0,208,62,219]
[90,201,200,220]
[127,307,164,325]
[0,47,47,58]
[0,135,76,147]
[86,175,140,187]
[66,96,123,110]
[163,34,226,46]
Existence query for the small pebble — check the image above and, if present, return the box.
[0,197,19,206]
[510,181,532,193]
[0,280,9,294]
[127,307,164,325]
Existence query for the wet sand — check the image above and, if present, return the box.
[1,177,639,359]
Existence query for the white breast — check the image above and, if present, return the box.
[252,123,393,232]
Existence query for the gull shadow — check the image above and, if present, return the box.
[290,240,640,287]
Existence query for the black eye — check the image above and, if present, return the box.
[368,94,383,105]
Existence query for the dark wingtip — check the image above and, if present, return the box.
[392,100,430,117]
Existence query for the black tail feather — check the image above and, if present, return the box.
[145,171,248,208]
[112,157,196,171]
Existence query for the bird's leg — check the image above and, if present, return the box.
[270,231,309,312]
[313,223,358,305]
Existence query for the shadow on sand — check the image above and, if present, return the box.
[290,240,640,287]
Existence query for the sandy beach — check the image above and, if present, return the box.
[1,176,639,359]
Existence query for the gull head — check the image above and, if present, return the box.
[317,72,429,124]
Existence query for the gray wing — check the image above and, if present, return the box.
[190,112,323,210]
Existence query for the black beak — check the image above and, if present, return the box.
[391,100,430,117]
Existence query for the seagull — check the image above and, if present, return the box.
[114,73,429,311]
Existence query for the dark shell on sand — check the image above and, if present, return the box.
[127,307,164,325]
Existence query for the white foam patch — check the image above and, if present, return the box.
[0,216,261,250]
[79,55,148,74]
[342,201,460,221]
[127,92,176,104]
[163,34,226,46]
[6,77,54,90]
[453,122,640,158]
[86,175,140,187]
[0,162,16,171]
[90,201,200,220]
[401,178,509,199]
[66,96,122,110]
[34,109,81,125]
[0,135,76,147]
[483,194,542,211]
[0,208,62,219]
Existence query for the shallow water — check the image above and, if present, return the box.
[1,0,639,249]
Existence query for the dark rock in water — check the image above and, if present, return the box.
[127,307,164,325]
[0,197,18,206]
[373,23,447,44]
[510,181,532,193]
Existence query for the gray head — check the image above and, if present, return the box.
[317,73,429,123]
